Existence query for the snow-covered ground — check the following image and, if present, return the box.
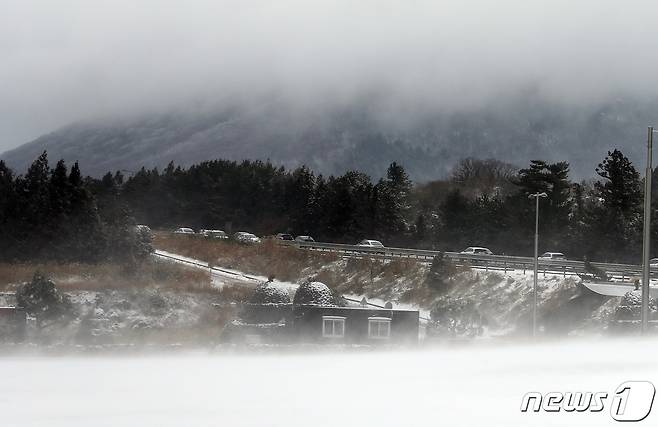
[2,338,657,426]
[155,249,622,336]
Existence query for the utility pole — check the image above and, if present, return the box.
[642,127,654,334]
[529,192,547,338]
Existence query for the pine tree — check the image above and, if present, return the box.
[595,150,642,213]
[373,163,413,240]
[286,166,316,234]
[590,150,642,262]
[510,160,572,252]
[22,151,52,227]
[0,160,14,222]
[437,189,471,249]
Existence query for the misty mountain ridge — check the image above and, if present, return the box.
[2,96,657,182]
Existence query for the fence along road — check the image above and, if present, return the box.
[291,241,655,281]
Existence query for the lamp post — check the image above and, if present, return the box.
[642,127,656,334]
[529,192,548,338]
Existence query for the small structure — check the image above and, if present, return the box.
[0,293,27,341]
[292,305,419,344]
[0,307,27,341]
[223,281,419,345]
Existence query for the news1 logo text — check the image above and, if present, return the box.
[521,381,656,422]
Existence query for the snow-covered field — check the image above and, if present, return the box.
[2,338,657,426]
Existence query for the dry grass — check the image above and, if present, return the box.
[0,259,213,294]
[155,233,438,304]
[155,233,339,282]
[155,233,437,305]
[399,281,436,305]
[215,283,254,303]
[0,233,433,312]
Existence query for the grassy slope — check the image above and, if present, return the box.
[154,234,620,335]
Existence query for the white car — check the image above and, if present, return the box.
[295,235,315,242]
[233,232,261,244]
[173,227,195,234]
[460,247,493,255]
[650,258,658,267]
[357,239,385,254]
[357,239,385,248]
[538,252,566,261]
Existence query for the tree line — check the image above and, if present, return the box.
[111,150,654,263]
[414,151,652,263]
[112,159,413,243]
[0,152,149,263]
[1,148,655,264]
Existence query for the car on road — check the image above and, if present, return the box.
[233,232,261,244]
[357,239,386,254]
[650,258,658,267]
[538,252,566,261]
[357,239,385,248]
[295,235,315,242]
[276,233,294,241]
[201,229,229,240]
[460,247,493,255]
[173,227,195,234]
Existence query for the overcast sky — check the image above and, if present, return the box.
[2,0,658,152]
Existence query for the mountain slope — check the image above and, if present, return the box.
[2,97,657,181]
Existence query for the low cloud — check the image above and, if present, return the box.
[2,0,658,151]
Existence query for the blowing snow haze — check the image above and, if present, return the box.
[2,0,658,180]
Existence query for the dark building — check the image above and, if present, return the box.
[292,305,419,345]
[222,281,419,345]
[0,307,27,341]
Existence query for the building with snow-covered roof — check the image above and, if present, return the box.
[222,282,419,345]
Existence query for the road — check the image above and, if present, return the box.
[156,243,650,298]
[291,241,652,279]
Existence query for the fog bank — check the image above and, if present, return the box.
[2,0,658,151]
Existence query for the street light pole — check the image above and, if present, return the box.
[529,192,548,338]
[642,127,655,334]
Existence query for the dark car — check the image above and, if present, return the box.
[276,233,294,241]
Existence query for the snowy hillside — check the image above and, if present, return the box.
[3,96,658,180]
[154,241,620,338]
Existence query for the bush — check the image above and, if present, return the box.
[293,280,335,306]
[16,273,72,327]
[250,280,291,304]
[613,289,658,322]
[429,297,484,338]
[425,253,457,293]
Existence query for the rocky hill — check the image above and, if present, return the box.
[3,96,657,181]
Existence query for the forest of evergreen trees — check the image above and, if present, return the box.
[0,153,149,263]
[2,148,657,264]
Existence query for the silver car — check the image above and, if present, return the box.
[460,247,493,255]
[357,239,385,254]
[233,232,261,244]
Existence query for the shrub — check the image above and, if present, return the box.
[293,280,334,306]
[425,253,457,293]
[16,273,72,327]
[250,280,291,304]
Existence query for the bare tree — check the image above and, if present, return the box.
[450,158,517,198]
